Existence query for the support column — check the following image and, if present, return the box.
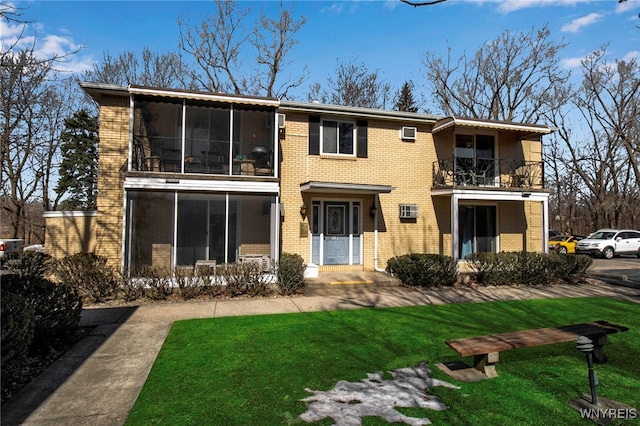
[451,194,459,260]
[542,197,549,254]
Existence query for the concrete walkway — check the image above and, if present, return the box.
[2,273,639,426]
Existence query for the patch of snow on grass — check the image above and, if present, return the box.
[300,362,460,426]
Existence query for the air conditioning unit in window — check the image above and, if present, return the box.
[399,204,419,219]
[277,113,286,129]
[400,126,417,141]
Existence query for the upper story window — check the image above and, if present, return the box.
[132,95,276,177]
[321,120,355,156]
[309,115,368,158]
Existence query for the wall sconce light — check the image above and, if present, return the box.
[369,203,377,219]
[300,203,308,219]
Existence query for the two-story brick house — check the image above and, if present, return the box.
[47,82,550,275]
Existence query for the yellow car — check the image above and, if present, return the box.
[548,235,582,254]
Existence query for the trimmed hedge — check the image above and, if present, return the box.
[386,253,458,287]
[276,253,307,295]
[466,251,592,286]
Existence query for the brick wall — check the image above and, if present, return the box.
[279,110,546,269]
[95,95,129,266]
[43,212,96,259]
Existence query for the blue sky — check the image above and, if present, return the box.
[3,0,640,104]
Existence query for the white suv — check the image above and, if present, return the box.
[575,229,640,259]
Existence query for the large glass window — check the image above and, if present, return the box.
[322,120,355,155]
[125,191,175,270]
[132,96,275,177]
[125,190,275,270]
[184,102,231,174]
[133,98,183,172]
[454,133,496,186]
[232,107,275,176]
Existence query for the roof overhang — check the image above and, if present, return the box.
[80,82,280,107]
[280,100,439,124]
[300,181,395,194]
[432,116,552,137]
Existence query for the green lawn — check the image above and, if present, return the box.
[126,297,640,425]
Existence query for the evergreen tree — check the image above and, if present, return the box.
[394,81,419,112]
[55,110,99,210]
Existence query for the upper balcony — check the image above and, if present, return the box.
[432,158,544,191]
[130,94,277,178]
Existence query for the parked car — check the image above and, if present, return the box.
[548,235,582,254]
[0,238,23,258]
[575,229,640,259]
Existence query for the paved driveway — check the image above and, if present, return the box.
[588,256,640,287]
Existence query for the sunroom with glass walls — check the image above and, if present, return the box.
[123,191,277,271]
[132,95,277,177]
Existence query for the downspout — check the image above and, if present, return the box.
[373,196,386,273]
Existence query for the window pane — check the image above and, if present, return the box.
[133,97,182,172]
[338,122,354,154]
[323,120,338,153]
[126,191,175,270]
[185,102,230,175]
[232,106,275,176]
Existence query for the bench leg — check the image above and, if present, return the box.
[473,352,499,378]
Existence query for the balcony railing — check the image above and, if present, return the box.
[132,137,275,177]
[432,158,544,190]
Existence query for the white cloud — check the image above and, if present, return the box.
[622,50,640,62]
[483,0,594,14]
[0,18,92,74]
[561,13,603,33]
[321,3,345,14]
[562,56,586,69]
[616,0,640,14]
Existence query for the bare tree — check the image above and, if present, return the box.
[178,0,307,97]
[423,25,570,123]
[310,57,392,109]
[84,48,195,89]
[1,5,81,241]
[252,2,308,98]
[545,48,640,232]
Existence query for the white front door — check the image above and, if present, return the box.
[311,201,362,265]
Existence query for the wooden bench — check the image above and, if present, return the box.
[445,320,628,378]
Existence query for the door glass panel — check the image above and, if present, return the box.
[352,203,361,264]
[177,195,208,265]
[459,206,474,259]
[476,206,497,253]
[311,203,320,265]
[126,191,174,270]
[458,205,497,258]
[476,135,495,185]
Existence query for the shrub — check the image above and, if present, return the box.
[276,253,307,295]
[547,253,593,282]
[1,274,82,353]
[6,251,53,279]
[1,291,35,368]
[131,266,174,300]
[467,251,589,286]
[52,253,119,303]
[386,253,457,287]
[467,252,550,286]
[173,267,205,300]
[218,262,273,297]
